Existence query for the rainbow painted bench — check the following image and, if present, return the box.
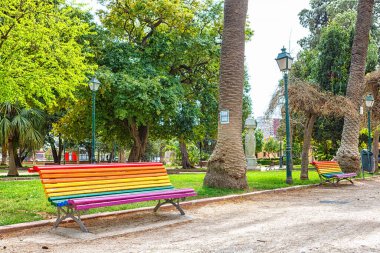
[311,161,357,185]
[29,163,196,232]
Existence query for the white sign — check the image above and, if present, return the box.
[220,110,229,124]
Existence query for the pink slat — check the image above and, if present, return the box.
[74,192,197,210]
[334,173,356,178]
[29,162,163,172]
[69,189,195,205]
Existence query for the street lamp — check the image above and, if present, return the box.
[89,77,101,164]
[366,93,374,151]
[276,47,293,184]
[365,94,374,176]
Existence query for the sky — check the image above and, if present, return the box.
[246,0,310,117]
[75,0,311,117]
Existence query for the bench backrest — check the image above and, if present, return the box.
[311,161,343,175]
[31,163,173,206]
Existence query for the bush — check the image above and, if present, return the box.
[257,158,280,166]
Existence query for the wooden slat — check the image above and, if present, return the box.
[31,162,163,172]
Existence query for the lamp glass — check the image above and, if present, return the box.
[89,77,101,91]
[365,94,374,108]
[275,47,293,72]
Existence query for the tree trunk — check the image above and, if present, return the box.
[301,114,317,180]
[336,0,374,173]
[108,149,114,163]
[15,152,23,168]
[373,128,379,173]
[48,136,59,164]
[1,144,7,165]
[7,139,18,176]
[128,122,149,162]
[119,148,126,163]
[179,138,194,169]
[159,143,165,164]
[204,0,249,189]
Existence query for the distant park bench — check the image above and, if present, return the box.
[311,161,357,186]
[29,163,196,232]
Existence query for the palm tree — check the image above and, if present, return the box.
[336,0,375,172]
[203,0,248,189]
[0,103,44,176]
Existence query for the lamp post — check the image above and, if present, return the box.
[365,94,375,176]
[89,77,101,164]
[276,47,293,184]
[365,94,374,152]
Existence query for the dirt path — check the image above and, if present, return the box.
[2,178,380,253]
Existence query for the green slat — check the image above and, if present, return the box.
[49,186,175,206]
[322,172,343,178]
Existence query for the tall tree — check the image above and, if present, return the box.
[203,0,249,189]
[0,0,95,108]
[336,0,375,172]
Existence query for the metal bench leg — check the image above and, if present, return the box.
[54,206,89,232]
[154,198,186,215]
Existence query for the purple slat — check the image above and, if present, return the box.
[68,188,195,205]
[334,173,356,178]
[74,192,197,210]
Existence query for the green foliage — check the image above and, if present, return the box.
[263,137,280,156]
[0,0,95,108]
[255,129,264,153]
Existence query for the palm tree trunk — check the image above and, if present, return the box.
[1,144,7,165]
[7,139,18,176]
[179,138,194,169]
[301,114,317,180]
[336,0,374,173]
[372,128,379,173]
[204,0,249,189]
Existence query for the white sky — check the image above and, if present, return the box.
[75,0,311,117]
[246,0,310,117]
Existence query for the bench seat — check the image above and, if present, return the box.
[311,161,356,185]
[30,163,196,232]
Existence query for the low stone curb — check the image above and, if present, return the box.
[0,183,317,234]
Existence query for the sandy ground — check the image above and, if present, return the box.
[2,178,380,253]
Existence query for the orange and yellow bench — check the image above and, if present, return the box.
[29,163,196,232]
[311,161,357,185]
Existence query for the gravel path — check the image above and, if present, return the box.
[2,178,380,253]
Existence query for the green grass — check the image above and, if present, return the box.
[0,170,321,226]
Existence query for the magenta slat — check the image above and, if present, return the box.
[73,192,197,210]
[335,173,356,178]
[69,189,195,205]
[29,162,163,172]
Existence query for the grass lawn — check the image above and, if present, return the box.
[0,170,322,226]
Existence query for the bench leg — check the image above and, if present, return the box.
[54,206,89,232]
[154,198,186,215]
